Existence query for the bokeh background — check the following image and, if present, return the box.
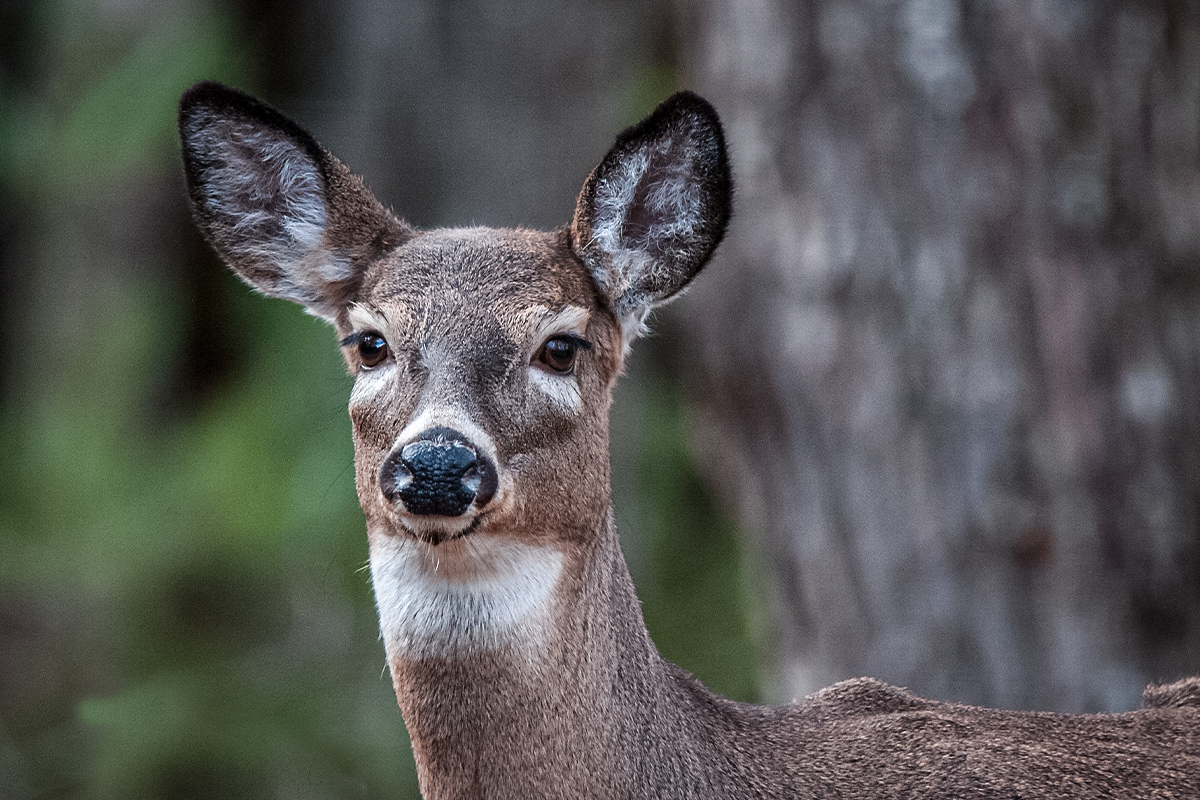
[2,1,1199,798]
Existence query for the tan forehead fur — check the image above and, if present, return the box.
[348,227,605,345]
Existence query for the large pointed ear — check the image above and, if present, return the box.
[571,91,731,340]
[179,81,412,321]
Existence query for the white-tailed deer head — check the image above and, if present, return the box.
[180,82,1198,799]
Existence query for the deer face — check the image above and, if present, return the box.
[341,227,624,549]
[179,81,730,659]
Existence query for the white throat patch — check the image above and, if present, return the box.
[369,532,564,661]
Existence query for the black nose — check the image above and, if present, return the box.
[380,427,498,517]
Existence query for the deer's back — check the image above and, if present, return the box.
[728,676,1200,799]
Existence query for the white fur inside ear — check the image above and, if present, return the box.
[592,143,703,256]
[200,118,351,307]
[587,137,705,339]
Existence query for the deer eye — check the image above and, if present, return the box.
[359,333,390,367]
[534,335,591,374]
[342,331,390,369]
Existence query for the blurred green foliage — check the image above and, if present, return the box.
[0,4,759,798]
[615,372,763,705]
[1,3,247,194]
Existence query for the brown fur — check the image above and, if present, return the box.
[179,82,1199,799]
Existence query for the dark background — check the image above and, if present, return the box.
[1,1,1198,797]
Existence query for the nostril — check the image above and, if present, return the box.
[461,463,481,495]
[472,455,498,508]
[380,457,414,502]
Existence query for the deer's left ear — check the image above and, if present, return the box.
[571,91,731,340]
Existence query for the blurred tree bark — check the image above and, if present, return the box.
[678,0,1200,712]
[266,0,671,231]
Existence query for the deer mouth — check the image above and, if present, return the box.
[397,512,486,546]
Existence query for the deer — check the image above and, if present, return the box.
[178,80,1199,799]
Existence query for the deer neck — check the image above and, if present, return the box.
[368,513,751,800]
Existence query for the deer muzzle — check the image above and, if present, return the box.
[380,427,498,518]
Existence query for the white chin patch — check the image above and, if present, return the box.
[369,532,564,662]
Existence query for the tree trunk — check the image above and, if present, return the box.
[678,0,1200,712]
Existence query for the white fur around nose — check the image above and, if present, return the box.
[369,533,564,660]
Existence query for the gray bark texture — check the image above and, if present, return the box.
[677,0,1200,712]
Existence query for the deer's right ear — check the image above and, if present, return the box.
[571,92,731,342]
[179,81,411,321]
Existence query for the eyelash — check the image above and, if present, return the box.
[534,334,592,374]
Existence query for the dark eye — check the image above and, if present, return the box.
[535,335,590,374]
[343,331,389,368]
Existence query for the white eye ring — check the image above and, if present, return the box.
[528,362,583,410]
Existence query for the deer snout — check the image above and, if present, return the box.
[380,427,498,517]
